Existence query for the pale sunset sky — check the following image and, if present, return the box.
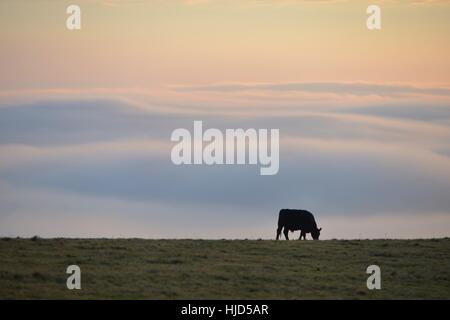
[1,0,450,239]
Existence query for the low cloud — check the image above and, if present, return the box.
[0,95,449,238]
[173,82,450,98]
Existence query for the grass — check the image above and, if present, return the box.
[0,238,449,299]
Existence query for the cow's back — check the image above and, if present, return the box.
[278,209,317,232]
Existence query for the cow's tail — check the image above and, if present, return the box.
[276,210,284,240]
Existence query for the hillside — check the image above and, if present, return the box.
[1,238,449,299]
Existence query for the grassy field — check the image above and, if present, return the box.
[0,238,449,299]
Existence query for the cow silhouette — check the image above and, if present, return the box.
[276,209,322,240]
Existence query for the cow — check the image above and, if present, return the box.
[276,209,322,240]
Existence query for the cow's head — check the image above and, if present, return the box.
[311,227,322,240]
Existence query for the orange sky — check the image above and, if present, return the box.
[1,0,450,90]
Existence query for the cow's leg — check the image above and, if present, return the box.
[300,231,306,240]
[276,226,282,240]
[298,231,302,240]
[283,228,289,240]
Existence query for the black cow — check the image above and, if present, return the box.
[276,209,322,240]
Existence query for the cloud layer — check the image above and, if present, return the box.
[174,82,450,98]
[0,84,450,239]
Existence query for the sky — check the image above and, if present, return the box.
[1,0,450,239]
